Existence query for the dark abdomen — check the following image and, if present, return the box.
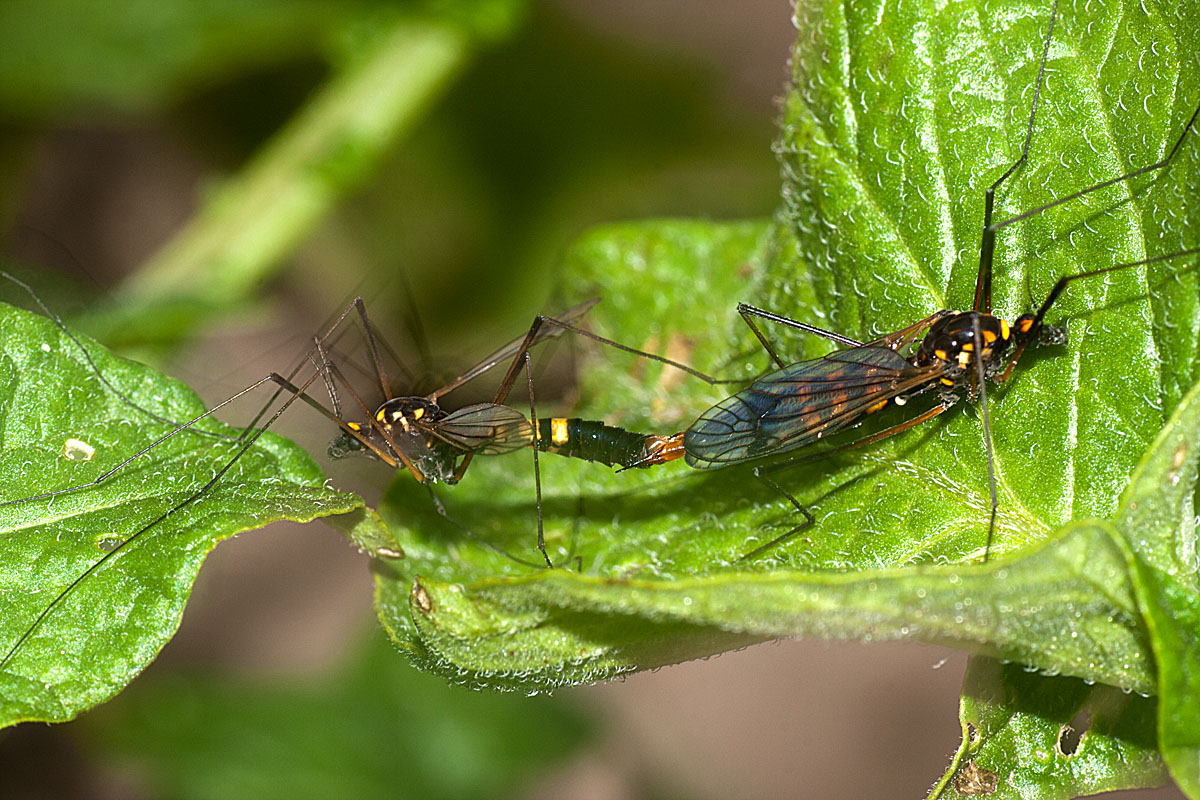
[534,418,654,468]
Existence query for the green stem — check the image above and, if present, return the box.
[120,19,467,314]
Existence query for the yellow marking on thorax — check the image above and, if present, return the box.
[550,418,570,446]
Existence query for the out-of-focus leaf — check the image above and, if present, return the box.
[0,0,350,116]
[91,14,488,348]
[83,633,591,800]
[0,0,525,118]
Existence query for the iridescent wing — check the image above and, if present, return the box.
[425,403,534,455]
[684,344,945,468]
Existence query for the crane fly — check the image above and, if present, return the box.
[313,297,704,566]
[635,0,1200,561]
[0,285,706,675]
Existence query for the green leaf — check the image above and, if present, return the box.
[369,0,1200,706]
[771,0,1200,559]
[934,375,1200,797]
[0,300,385,727]
[1120,372,1200,795]
[934,657,1165,800]
[81,633,591,800]
[1131,565,1200,795]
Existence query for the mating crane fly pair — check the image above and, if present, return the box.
[0,278,712,671]
[1,0,1199,671]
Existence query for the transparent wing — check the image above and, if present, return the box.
[430,299,600,399]
[684,345,944,468]
[426,403,534,455]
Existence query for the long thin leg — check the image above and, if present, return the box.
[998,246,1200,381]
[1030,246,1200,331]
[311,334,344,419]
[1,374,318,507]
[974,0,1059,314]
[737,306,951,368]
[992,96,1200,234]
[448,316,553,486]
[351,297,394,402]
[0,364,331,669]
[394,267,434,387]
[528,316,729,387]
[239,298,373,437]
[836,402,950,452]
[0,368,409,512]
[1,270,234,441]
[736,303,864,369]
[430,299,600,401]
[420,483,546,569]
[523,353,552,567]
[735,403,951,561]
[972,316,999,563]
[737,467,817,561]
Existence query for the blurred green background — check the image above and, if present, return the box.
[0,1,992,798]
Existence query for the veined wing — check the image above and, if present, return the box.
[429,299,600,400]
[684,344,944,468]
[427,403,534,455]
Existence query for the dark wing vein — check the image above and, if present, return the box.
[684,345,943,467]
[427,403,534,455]
[429,299,600,399]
